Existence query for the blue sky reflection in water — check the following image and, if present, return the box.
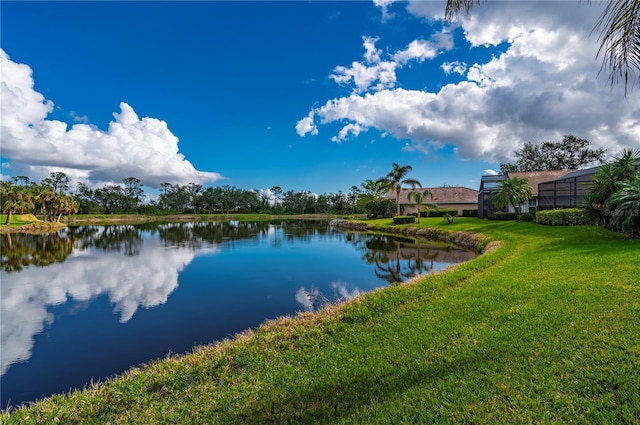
[0,220,475,407]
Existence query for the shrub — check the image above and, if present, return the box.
[519,213,535,222]
[535,208,590,226]
[393,215,416,224]
[462,209,478,217]
[365,199,395,218]
[420,208,458,217]
[442,213,455,224]
[488,212,518,220]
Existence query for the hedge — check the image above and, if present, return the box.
[488,212,518,220]
[462,209,478,217]
[535,208,590,226]
[519,213,535,222]
[420,208,458,218]
[393,216,416,224]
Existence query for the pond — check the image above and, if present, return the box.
[0,220,476,408]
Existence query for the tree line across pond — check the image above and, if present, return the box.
[0,168,408,221]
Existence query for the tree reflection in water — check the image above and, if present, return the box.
[1,231,75,273]
[70,225,143,257]
[296,231,474,311]
[350,233,444,284]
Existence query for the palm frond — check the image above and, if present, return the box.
[445,0,482,21]
[594,0,640,95]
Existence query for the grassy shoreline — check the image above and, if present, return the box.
[2,218,639,423]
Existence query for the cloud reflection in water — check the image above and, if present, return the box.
[1,230,217,376]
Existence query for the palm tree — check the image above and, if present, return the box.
[1,182,34,225]
[360,179,387,199]
[32,184,56,222]
[407,189,434,223]
[585,149,640,226]
[377,163,422,216]
[51,194,79,222]
[491,177,534,220]
[607,176,640,235]
[445,0,640,94]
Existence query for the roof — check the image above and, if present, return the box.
[550,160,640,182]
[506,170,575,195]
[553,164,602,181]
[388,187,478,204]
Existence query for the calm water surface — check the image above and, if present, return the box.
[0,220,476,407]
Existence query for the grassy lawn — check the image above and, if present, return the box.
[0,214,41,226]
[2,218,639,424]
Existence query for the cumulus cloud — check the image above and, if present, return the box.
[330,37,399,94]
[0,227,218,376]
[394,33,454,64]
[327,33,454,96]
[0,49,223,189]
[441,61,467,75]
[331,123,366,143]
[483,169,499,176]
[373,0,400,21]
[297,2,640,162]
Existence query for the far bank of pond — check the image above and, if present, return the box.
[1,213,343,233]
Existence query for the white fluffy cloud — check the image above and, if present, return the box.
[298,2,640,162]
[373,0,401,21]
[441,61,467,75]
[330,36,399,94]
[0,49,222,189]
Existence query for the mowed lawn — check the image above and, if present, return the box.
[3,218,639,424]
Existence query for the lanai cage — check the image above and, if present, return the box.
[537,167,599,210]
[478,174,507,219]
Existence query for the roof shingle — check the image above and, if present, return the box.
[388,186,478,204]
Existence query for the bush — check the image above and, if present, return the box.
[420,208,458,217]
[365,199,395,219]
[442,213,455,224]
[393,216,416,224]
[462,209,478,217]
[536,208,590,226]
[488,212,518,220]
[519,213,535,222]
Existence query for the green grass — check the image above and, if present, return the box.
[0,214,41,226]
[3,218,639,424]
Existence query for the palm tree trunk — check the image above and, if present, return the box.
[5,210,12,225]
[396,186,401,216]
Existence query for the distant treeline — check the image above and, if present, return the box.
[2,163,431,220]
[1,172,391,218]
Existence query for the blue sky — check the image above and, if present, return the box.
[1,1,638,197]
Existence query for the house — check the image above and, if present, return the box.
[478,159,640,218]
[478,170,574,218]
[387,186,478,216]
